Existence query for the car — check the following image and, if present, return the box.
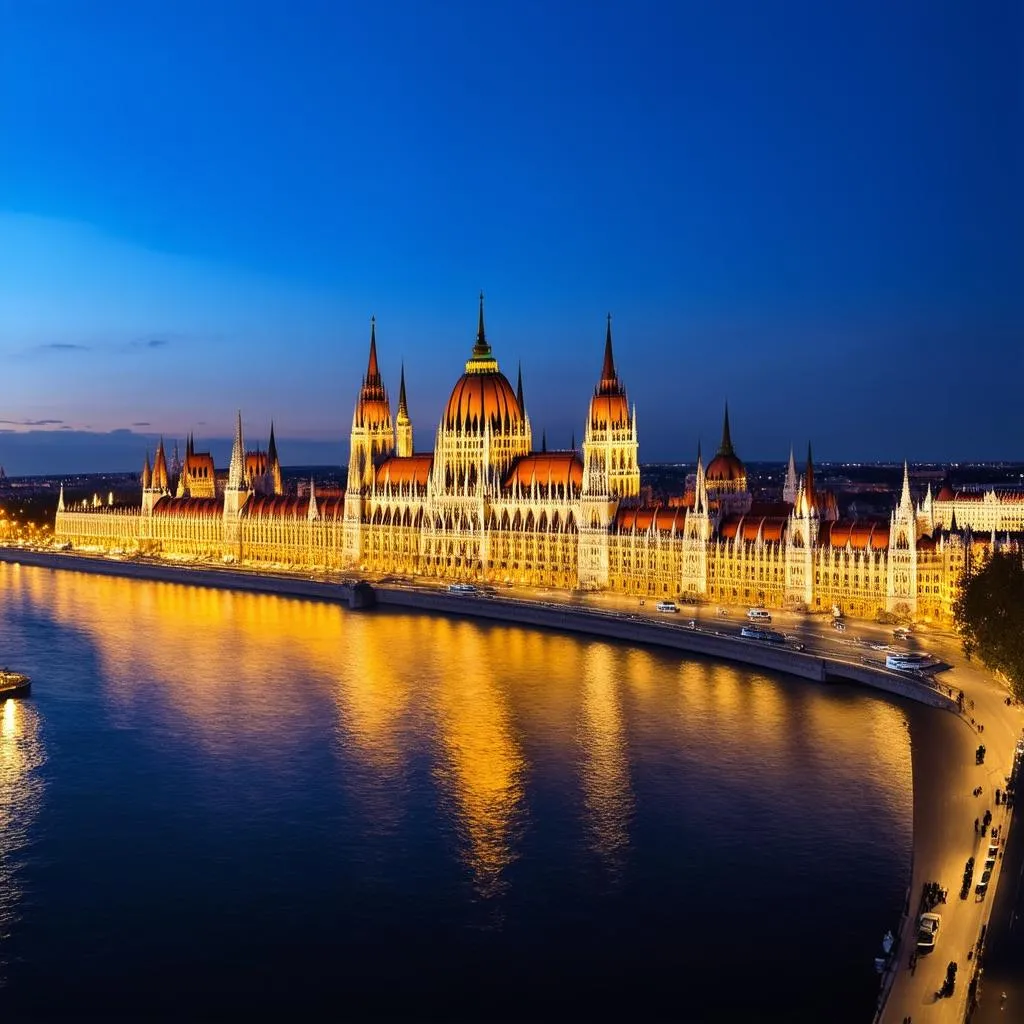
[832,620,846,632]
[916,912,941,952]
[656,600,679,613]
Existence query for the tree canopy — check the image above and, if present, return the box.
[954,549,1024,700]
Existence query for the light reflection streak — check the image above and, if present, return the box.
[580,644,632,871]
[0,698,45,950]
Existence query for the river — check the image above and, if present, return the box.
[0,563,913,1021]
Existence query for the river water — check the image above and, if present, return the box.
[0,564,913,1021]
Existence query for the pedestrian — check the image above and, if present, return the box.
[975,818,979,833]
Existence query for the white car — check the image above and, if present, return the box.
[916,912,941,952]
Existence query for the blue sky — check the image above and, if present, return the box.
[1,0,1021,474]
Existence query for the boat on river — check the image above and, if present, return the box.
[0,669,31,698]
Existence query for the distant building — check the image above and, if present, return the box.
[53,298,1019,623]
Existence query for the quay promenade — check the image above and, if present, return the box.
[3,546,1021,1022]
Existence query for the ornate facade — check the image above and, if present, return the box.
[53,298,1017,623]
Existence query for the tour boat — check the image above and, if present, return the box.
[0,670,31,698]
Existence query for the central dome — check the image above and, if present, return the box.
[444,372,522,433]
[443,294,524,435]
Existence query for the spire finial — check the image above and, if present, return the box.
[516,361,524,411]
[472,292,491,358]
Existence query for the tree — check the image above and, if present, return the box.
[954,549,1024,701]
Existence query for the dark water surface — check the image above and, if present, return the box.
[0,564,913,1021]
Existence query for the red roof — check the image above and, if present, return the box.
[718,514,787,542]
[375,454,433,489]
[505,452,583,492]
[241,495,344,521]
[818,519,890,551]
[152,496,223,519]
[615,505,686,533]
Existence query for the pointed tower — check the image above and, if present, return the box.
[57,482,65,514]
[785,443,819,608]
[395,364,413,458]
[223,411,250,547]
[783,445,798,506]
[152,438,169,493]
[267,421,283,495]
[581,313,640,500]
[887,461,918,616]
[681,441,712,599]
[579,314,639,589]
[141,449,159,515]
[516,362,525,416]
[704,404,749,511]
[307,477,318,521]
[345,318,395,565]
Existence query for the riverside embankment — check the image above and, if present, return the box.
[0,547,956,712]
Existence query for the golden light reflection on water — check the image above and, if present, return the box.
[580,644,632,870]
[5,563,913,902]
[0,698,45,942]
[429,619,525,899]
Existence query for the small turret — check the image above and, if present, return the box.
[142,452,152,491]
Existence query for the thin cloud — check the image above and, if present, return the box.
[36,342,89,352]
[0,417,64,426]
[132,421,151,427]
[129,337,171,350]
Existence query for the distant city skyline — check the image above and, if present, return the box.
[1,2,1021,473]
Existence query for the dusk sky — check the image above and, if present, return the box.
[1,1,1021,474]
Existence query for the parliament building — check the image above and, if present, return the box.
[54,298,1018,624]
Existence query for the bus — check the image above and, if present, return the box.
[740,625,786,644]
[885,652,932,672]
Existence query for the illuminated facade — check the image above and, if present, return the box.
[53,298,1014,623]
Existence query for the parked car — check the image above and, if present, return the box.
[916,912,941,952]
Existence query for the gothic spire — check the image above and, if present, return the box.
[366,317,380,382]
[717,404,735,457]
[541,429,547,453]
[600,313,616,386]
[516,361,524,412]
[397,364,409,417]
[307,477,318,521]
[57,482,65,512]
[899,460,912,512]
[472,292,492,358]
[228,410,245,490]
[783,444,799,505]
[268,420,278,464]
[152,437,169,491]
